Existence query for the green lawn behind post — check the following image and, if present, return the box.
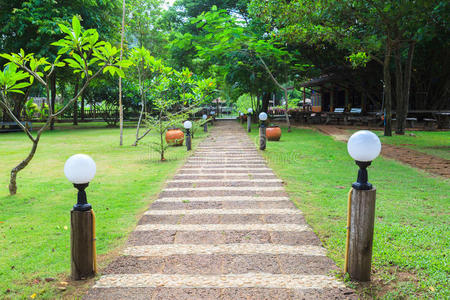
[348,129,450,160]
[0,123,207,299]
[247,123,449,299]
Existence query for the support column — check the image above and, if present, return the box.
[259,123,266,150]
[347,188,376,282]
[330,88,334,112]
[71,210,95,280]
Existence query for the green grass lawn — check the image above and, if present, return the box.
[349,130,450,160]
[248,124,449,299]
[0,123,207,299]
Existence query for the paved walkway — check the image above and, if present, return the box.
[85,121,355,299]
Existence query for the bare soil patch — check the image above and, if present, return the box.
[313,125,450,178]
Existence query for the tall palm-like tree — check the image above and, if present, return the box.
[118,0,126,145]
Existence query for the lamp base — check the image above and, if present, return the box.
[352,161,373,191]
[352,182,373,190]
[73,183,92,211]
[73,203,92,211]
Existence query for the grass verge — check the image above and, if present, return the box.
[247,123,449,299]
[349,129,450,160]
[0,124,207,299]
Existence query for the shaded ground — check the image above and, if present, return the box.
[314,125,450,178]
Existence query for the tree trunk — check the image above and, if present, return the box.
[73,80,79,125]
[395,45,405,135]
[9,138,40,195]
[403,42,415,129]
[262,92,270,114]
[383,40,393,137]
[283,88,291,132]
[80,90,85,121]
[118,0,126,146]
[50,74,57,130]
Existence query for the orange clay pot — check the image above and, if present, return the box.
[165,128,184,146]
[266,126,282,141]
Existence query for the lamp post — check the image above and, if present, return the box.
[239,112,244,124]
[211,111,215,125]
[203,114,208,132]
[247,108,253,132]
[345,130,381,282]
[64,154,97,280]
[184,120,192,151]
[259,112,268,150]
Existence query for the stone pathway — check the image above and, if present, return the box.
[85,121,355,299]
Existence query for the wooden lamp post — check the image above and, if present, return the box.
[184,121,192,151]
[247,108,253,132]
[64,154,97,280]
[259,112,268,150]
[345,130,381,281]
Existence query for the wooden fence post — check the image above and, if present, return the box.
[347,188,376,281]
[71,210,95,280]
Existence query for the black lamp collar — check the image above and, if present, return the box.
[73,183,92,211]
[352,161,373,190]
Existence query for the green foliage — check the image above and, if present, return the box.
[23,98,41,120]
[139,55,216,159]
[0,63,32,95]
[234,93,253,113]
[0,16,130,114]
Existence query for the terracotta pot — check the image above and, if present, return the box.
[266,126,282,141]
[165,128,184,146]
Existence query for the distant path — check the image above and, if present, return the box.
[85,121,355,299]
[314,125,450,178]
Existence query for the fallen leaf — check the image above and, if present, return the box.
[429,286,435,292]
[63,226,68,230]
[59,281,68,286]
[45,278,55,282]
[0,221,4,223]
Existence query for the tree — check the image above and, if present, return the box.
[127,0,167,56]
[118,0,126,146]
[143,64,216,160]
[185,7,304,130]
[0,16,130,195]
[0,0,122,129]
[249,0,447,135]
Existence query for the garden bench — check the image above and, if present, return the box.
[423,118,437,130]
[347,108,364,125]
[324,108,345,125]
[432,112,450,129]
[0,121,32,132]
[392,117,418,128]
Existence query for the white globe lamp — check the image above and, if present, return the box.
[64,154,96,211]
[183,120,192,129]
[259,112,268,121]
[347,130,381,190]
